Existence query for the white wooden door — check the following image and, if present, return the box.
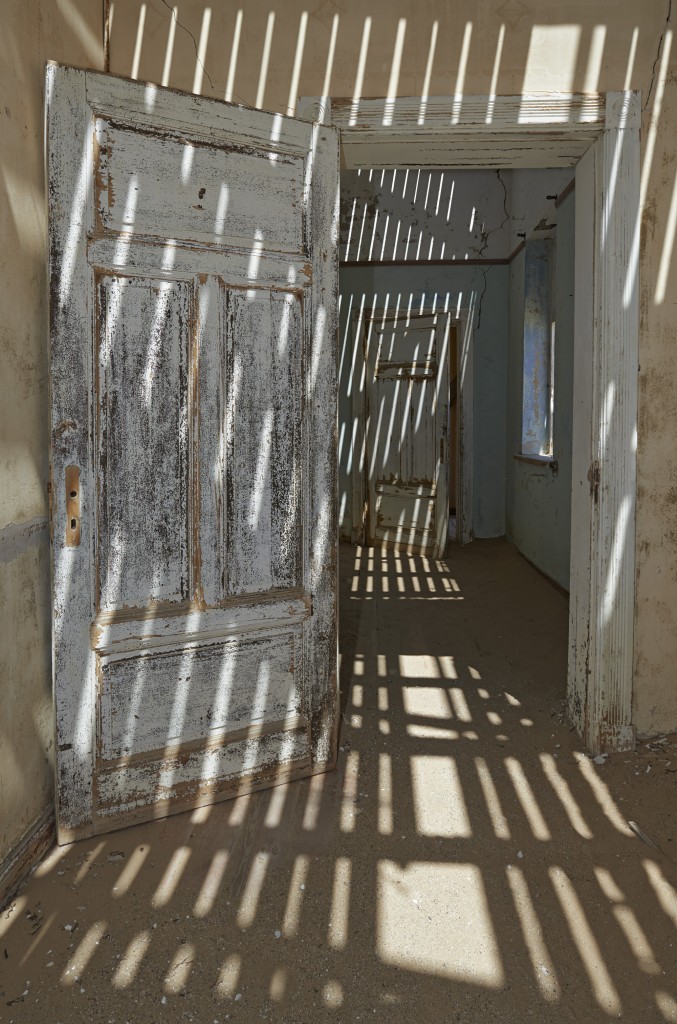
[47,65,339,843]
[365,312,449,557]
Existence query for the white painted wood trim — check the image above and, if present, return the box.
[568,91,640,753]
[569,96,639,753]
[350,304,367,545]
[305,118,341,768]
[434,315,452,558]
[569,143,595,739]
[334,94,606,170]
[46,64,97,837]
[457,306,474,546]
[332,94,606,132]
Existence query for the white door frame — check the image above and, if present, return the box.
[304,92,640,754]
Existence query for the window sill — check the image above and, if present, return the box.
[514,453,558,471]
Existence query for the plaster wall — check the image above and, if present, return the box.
[0,0,103,875]
[340,168,511,263]
[505,189,576,591]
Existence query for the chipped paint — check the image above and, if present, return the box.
[47,64,339,842]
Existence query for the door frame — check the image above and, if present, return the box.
[305,91,641,754]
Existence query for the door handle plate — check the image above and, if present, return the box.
[65,465,81,547]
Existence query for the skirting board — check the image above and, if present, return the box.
[0,809,55,911]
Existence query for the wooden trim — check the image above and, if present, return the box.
[333,94,605,171]
[456,306,474,545]
[505,181,576,267]
[103,0,111,72]
[568,91,640,754]
[80,759,322,842]
[0,810,55,911]
[513,453,557,469]
[332,94,606,131]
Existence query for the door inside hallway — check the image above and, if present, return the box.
[364,308,451,558]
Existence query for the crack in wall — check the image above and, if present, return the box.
[157,0,215,92]
[644,0,673,110]
[476,171,509,329]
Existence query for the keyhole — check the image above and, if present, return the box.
[70,518,77,530]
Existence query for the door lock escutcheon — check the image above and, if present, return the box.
[65,465,81,546]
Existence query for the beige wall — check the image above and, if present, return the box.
[109,0,675,734]
[1,0,675,873]
[0,0,103,872]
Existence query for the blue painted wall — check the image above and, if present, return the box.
[504,190,575,589]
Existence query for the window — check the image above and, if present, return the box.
[521,238,555,458]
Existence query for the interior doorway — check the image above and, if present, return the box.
[327,90,640,754]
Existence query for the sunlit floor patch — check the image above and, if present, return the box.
[377,860,505,987]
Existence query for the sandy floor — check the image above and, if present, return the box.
[1,539,676,1023]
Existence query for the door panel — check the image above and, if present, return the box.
[225,290,303,598]
[47,65,339,842]
[365,312,449,557]
[99,123,305,253]
[96,276,190,612]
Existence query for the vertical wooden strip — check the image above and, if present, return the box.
[568,142,596,739]
[47,64,96,839]
[306,121,340,768]
[196,276,226,607]
[568,92,640,753]
[589,92,640,752]
[270,291,302,590]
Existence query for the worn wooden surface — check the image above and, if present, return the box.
[47,65,339,842]
[333,94,606,170]
[568,93,640,754]
[364,312,449,557]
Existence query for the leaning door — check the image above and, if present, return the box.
[47,65,339,843]
[365,311,450,558]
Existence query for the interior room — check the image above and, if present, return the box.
[2,1,677,1020]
